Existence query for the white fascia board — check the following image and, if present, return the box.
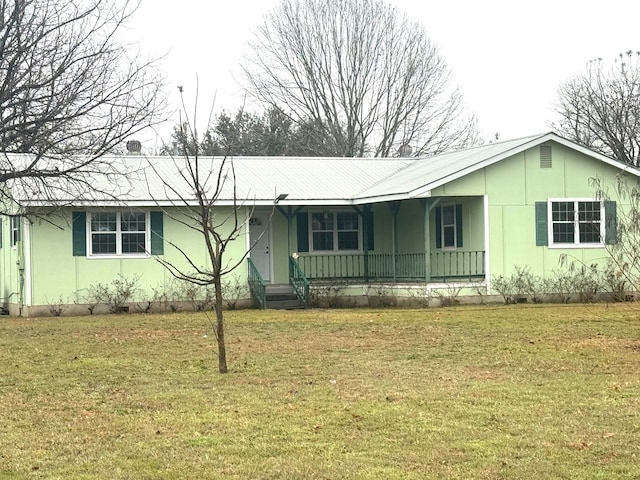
[352,191,429,205]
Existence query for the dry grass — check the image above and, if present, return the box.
[1,303,640,479]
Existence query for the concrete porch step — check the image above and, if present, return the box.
[265,284,305,310]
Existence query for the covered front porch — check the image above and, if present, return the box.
[248,196,488,308]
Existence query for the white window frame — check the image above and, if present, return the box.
[439,203,458,250]
[547,198,605,249]
[10,215,20,248]
[86,210,151,258]
[309,210,362,253]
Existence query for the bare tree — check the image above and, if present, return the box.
[0,0,164,206]
[149,91,268,374]
[553,51,640,166]
[591,176,640,300]
[241,0,478,158]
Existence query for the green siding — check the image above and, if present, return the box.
[429,142,628,281]
[365,209,374,251]
[395,201,422,253]
[27,207,250,308]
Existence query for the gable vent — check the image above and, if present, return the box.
[540,145,552,168]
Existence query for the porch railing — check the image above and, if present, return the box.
[289,256,310,307]
[247,258,266,308]
[296,251,485,281]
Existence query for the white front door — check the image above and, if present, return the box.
[249,213,271,281]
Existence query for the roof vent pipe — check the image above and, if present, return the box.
[126,140,142,155]
[398,143,412,157]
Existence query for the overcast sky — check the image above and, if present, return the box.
[131,0,640,150]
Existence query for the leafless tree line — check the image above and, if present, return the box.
[554,51,640,166]
[242,0,478,157]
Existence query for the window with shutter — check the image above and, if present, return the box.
[436,204,463,249]
[73,210,164,258]
[538,199,613,248]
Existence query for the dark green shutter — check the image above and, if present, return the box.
[72,211,87,256]
[535,202,548,246]
[455,204,463,248]
[604,200,617,245]
[435,207,442,248]
[365,210,374,251]
[150,211,164,255]
[297,212,309,252]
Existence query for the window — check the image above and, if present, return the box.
[435,204,463,249]
[89,211,149,256]
[310,211,360,251]
[549,200,603,246]
[10,216,20,247]
[441,205,457,248]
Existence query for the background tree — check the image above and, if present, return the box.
[163,106,335,156]
[0,0,164,204]
[553,51,640,166]
[241,0,478,157]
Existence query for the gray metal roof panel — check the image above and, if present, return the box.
[353,134,546,200]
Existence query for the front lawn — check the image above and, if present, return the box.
[1,304,639,479]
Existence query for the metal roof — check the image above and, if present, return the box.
[13,132,639,207]
[140,155,415,205]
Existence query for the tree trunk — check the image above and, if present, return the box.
[214,275,228,373]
